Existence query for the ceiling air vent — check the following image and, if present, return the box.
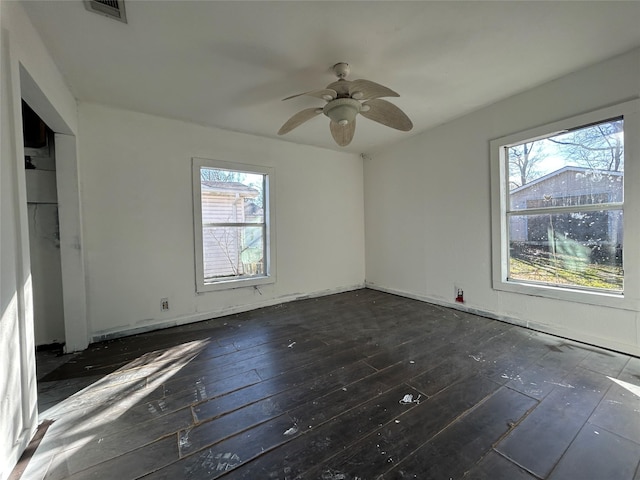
[84,0,127,23]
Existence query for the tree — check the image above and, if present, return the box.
[508,141,547,189]
[200,167,245,183]
[550,119,623,172]
[200,167,264,208]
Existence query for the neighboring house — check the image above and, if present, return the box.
[509,166,623,262]
[200,181,263,278]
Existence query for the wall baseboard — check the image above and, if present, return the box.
[90,283,365,343]
[89,281,638,358]
[365,282,640,358]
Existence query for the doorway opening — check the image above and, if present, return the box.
[22,101,68,380]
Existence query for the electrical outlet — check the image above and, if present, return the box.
[161,298,169,311]
[454,284,464,303]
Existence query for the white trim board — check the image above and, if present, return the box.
[365,282,640,358]
[91,283,365,343]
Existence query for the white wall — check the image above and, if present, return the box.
[77,103,364,340]
[365,48,640,356]
[0,2,78,479]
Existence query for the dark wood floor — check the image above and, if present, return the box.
[24,289,640,479]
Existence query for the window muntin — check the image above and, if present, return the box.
[496,114,628,296]
[193,159,274,292]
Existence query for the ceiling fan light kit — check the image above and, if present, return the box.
[323,98,361,126]
[278,62,413,147]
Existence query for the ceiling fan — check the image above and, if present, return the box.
[278,63,413,147]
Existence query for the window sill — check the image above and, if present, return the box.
[492,278,634,310]
[197,274,275,293]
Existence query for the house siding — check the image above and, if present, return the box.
[509,168,623,246]
[201,187,261,279]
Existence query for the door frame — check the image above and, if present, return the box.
[19,65,88,353]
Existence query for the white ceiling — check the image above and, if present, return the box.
[21,1,640,153]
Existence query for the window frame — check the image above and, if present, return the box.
[490,100,640,307]
[192,157,276,292]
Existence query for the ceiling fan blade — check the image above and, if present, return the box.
[329,118,356,147]
[278,108,322,135]
[282,89,337,101]
[349,79,399,100]
[360,99,413,131]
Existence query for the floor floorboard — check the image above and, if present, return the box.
[17,289,640,479]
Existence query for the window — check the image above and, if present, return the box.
[192,158,275,292]
[491,101,639,304]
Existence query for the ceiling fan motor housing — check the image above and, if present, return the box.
[323,98,361,125]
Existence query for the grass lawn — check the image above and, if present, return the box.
[509,256,622,291]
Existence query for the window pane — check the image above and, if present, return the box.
[193,157,274,292]
[200,168,264,223]
[203,226,264,280]
[508,119,623,211]
[508,210,623,291]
